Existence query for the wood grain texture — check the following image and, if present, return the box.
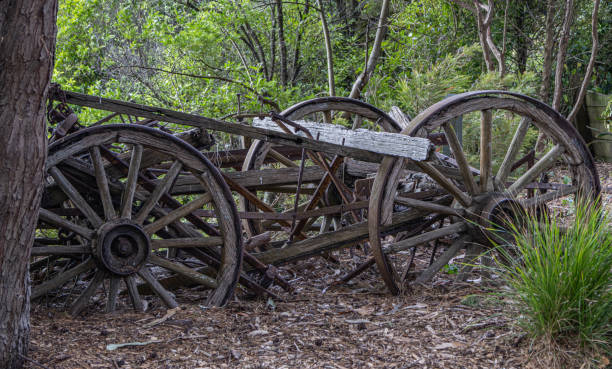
[253,117,431,161]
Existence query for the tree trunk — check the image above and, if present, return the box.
[0,1,57,368]
[539,0,557,103]
[317,0,336,96]
[276,0,288,86]
[552,0,574,111]
[513,1,528,74]
[348,0,390,100]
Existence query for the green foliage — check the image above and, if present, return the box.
[52,0,611,140]
[496,199,612,354]
[395,44,480,117]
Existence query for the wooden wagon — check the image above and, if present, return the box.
[32,86,600,315]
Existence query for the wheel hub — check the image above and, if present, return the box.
[95,219,150,276]
[469,193,526,244]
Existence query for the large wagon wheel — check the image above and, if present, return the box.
[369,91,600,294]
[240,97,402,252]
[33,125,242,315]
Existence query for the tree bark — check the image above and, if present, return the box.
[348,0,390,100]
[540,0,557,103]
[567,0,600,123]
[276,0,288,86]
[0,1,57,368]
[552,0,574,111]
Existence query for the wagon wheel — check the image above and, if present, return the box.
[33,124,242,315]
[240,97,402,253]
[369,91,600,294]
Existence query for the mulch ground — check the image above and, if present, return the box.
[24,163,612,369]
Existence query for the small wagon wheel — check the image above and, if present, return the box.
[239,97,402,252]
[33,124,242,314]
[368,91,600,294]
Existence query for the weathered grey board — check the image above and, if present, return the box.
[253,117,432,161]
[49,90,432,163]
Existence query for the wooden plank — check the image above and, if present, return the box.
[151,237,224,249]
[253,207,427,265]
[31,246,90,256]
[168,166,326,195]
[253,117,432,161]
[50,90,432,163]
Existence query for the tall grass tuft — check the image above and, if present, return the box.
[496,198,612,358]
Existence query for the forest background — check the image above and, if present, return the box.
[54,0,610,142]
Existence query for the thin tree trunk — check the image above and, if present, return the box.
[244,22,270,81]
[348,0,390,100]
[540,0,557,102]
[567,0,600,123]
[473,0,495,72]
[290,5,307,84]
[269,4,277,79]
[500,0,509,77]
[276,0,288,86]
[552,0,574,111]
[317,0,336,96]
[483,0,504,75]
[513,1,528,74]
[0,1,57,368]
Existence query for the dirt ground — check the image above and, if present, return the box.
[24,163,612,369]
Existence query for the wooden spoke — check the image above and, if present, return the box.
[443,122,478,195]
[415,161,472,207]
[134,160,182,224]
[507,145,564,195]
[32,258,95,299]
[69,270,106,317]
[151,237,224,250]
[149,254,218,289]
[137,267,178,309]
[268,148,299,168]
[125,275,146,312]
[143,193,212,235]
[479,110,493,192]
[38,208,94,239]
[384,222,468,254]
[495,118,530,189]
[49,166,103,227]
[31,245,90,256]
[415,235,470,283]
[106,277,121,312]
[89,146,116,220]
[394,196,463,217]
[520,185,577,208]
[120,144,143,219]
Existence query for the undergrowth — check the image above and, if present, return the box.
[496,198,612,365]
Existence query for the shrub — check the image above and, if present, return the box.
[496,198,612,359]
